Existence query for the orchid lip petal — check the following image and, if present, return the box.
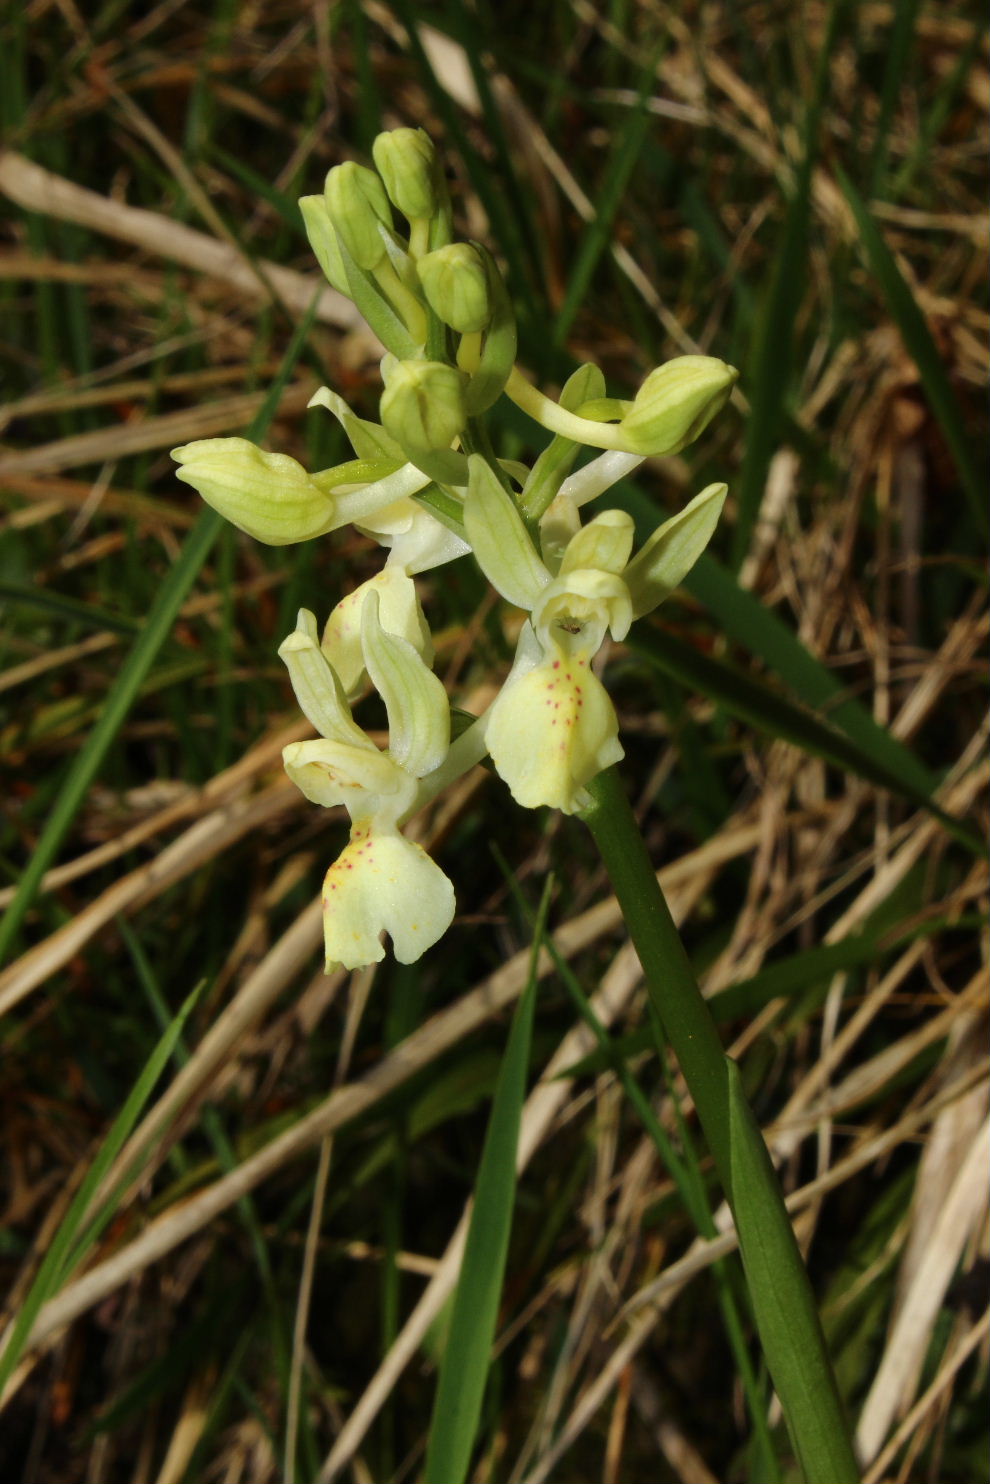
[485,647,624,815]
[322,822,455,969]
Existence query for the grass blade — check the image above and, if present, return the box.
[552,66,658,346]
[0,581,140,636]
[730,0,850,567]
[685,552,943,800]
[603,479,946,814]
[0,981,203,1397]
[838,166,987,536]
[0,294,321,965]
[630,624,981,853]
[422,881,546,1484]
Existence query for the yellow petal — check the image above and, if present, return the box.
[486,654,624,814]
[322,824,455,969]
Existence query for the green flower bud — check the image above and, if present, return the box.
[324,161,392,270]
[379,359,467,456]
[172,438,339,545]
[618,355,738,456]
[372,127,440,221]
[416,243,492,333]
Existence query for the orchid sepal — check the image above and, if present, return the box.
[464,454,549,611]
[361,591,450,778]
[623,482,728,619]
[322,568,433,697]
[559,508,635,578]
[277,609,370,748]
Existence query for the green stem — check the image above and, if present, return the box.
[504,367,630,451]
[580,767,860,1483]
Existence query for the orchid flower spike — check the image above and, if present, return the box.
[464,456,727,813]
[279,596,454,969]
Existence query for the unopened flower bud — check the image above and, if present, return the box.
[172,439,337,545]
[619,356,737,456]
[417,243,492,334]
[372,128,440,221]
[324,161,392,270]
[380,359,467,456]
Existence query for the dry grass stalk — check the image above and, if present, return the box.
[0,824,763,1393]
[0,151,368,334]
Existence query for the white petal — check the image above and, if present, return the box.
[359,497,471,574]
[559,450,645,507]
[322,824,455,968]
[332,462,433,526]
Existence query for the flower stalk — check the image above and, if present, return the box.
[580,766,860,1483]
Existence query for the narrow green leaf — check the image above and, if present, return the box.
[0,294,322,965]
[423,882,545,1484]
[686,552,942,800]
[0,581,140,636]
[0,982,203,1397]
[838,166,987,536]
[552,59,658,345]
[600,483,945,820]
[582,768,859,1481]
[629,624,981,853]
[727,1059,858,1481]
[731,0,848,567]
[498,857,779,1475]
[866,0,922,195]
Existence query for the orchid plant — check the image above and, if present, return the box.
[172,129,859,1482]
[173,128,736,971]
